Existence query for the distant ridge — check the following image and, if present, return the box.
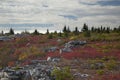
[0,23,54,27]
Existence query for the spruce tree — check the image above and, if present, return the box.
[46,29,49,35]
[1,30,4,35]
[118,26,120,31]
[82,23,88,32]
[91,26,95,32]
[33,29,39,35]
[74,27,79,35]
[106,27,110,33]
[97,27,101,33]
[63,25,67,33]
[100,26,103,32]
[67,26,71,33]
[9,28,14,35]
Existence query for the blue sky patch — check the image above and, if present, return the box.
[98,1,120,6]
[59,15,78,20]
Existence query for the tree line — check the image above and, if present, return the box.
[0,23,120,37]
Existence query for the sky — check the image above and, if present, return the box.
[0,0,120,33]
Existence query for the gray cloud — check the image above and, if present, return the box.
[0,0,120,32]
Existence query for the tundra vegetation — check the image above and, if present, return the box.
[0,23,120,80]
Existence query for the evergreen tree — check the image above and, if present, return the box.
[106,27,110,33]
[21,29,30,34]
[46,29,49,35]
[91,26,95,32]
[9,28,14,35]
[54,31,57,34]
[54,31,57,38]
[113,27,117,32]
[103,27,106,33]
[1,30,4,35]
[74,27,79,35]
[67,26,71,33]
[100,26,103,32]
[63,25,67,33]
[75,27,79,32]
[82,23,88,32]
[33,29,39,35]
[113,26,120,33]
[94,28,97,32]
[97,27,101,33]
[62,25,70,37]
[82,23,91,37]
[118,26,120,31]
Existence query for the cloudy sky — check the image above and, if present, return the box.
[0,0,120,33]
